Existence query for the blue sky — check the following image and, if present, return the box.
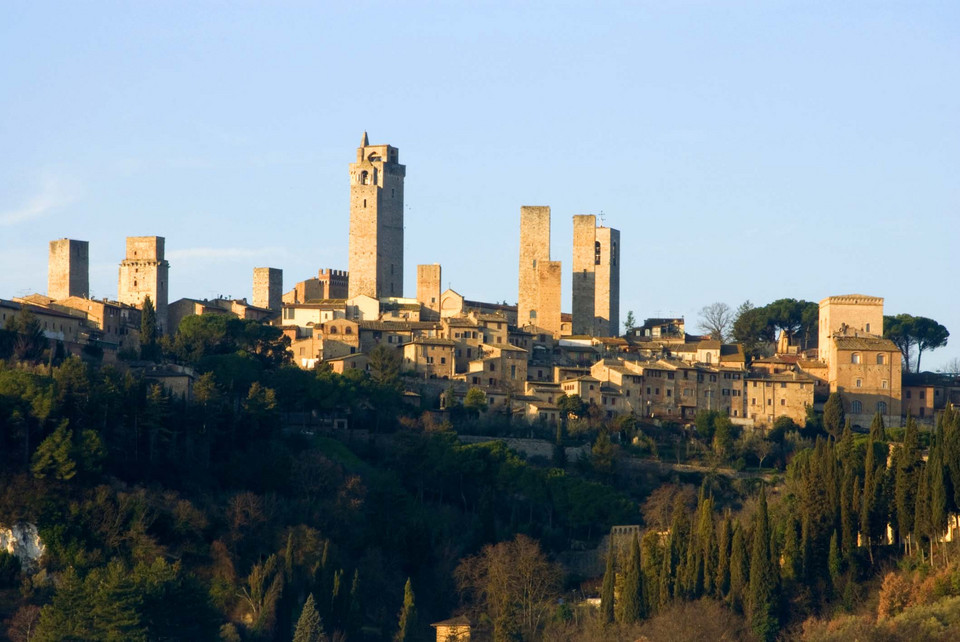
[2,1,958,369]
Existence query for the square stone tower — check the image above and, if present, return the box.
[572,216,620,337]
[48,238,89,300]
[253,267,282,311]
[417,264,442,321]
[818,294,885,365]
[518,206,562,335]
[348,132,405,300]
[118,236,170,334]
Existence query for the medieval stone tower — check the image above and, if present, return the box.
[48,238,89,300]
[253,267,282,311]
[518,206,562,336]
[118,236,169,333]
[572,215,620,337]
[417,264,442,321]
[348,132,405,300]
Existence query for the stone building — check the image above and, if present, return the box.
[744,371,816,427]
[282,269,349,304]
[117,236,169,334]
[48,238,89,300]
[417,264,442,321]
[348,132,405,299]
[572,215,620,337]
[252,267,282,311]
[402,337,456,379]
[517,206,562,336]
[815,294,901,427]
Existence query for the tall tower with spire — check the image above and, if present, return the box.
[348,132,406,299]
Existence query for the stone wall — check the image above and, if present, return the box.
[48,238,89,300]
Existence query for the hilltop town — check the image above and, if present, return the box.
[5,133,955,431]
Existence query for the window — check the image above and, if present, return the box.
[865,323,871,333]
[906,390,912,399]
[780,382,786,388]
[852,400,862,414]
[767,398,772,405]
[856,379,862,388]
[919,391,926,400]
[489,363,495,371]
[646,387,651,395]
[530,310,537,319]
[751,398,757,406]
[667,372,675,380]
[594,241,601,265]
[780,398,786,406]
[441,357,446,364]
[667,389,672,397]
[851,353,861,364]
[360,170,369,185]
[329,327,338,334]
[345,327,352,335]
[877,354,885,365]
[882,379,888,389]
[877,401,887,414]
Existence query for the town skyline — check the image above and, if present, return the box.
[2,2,958,369]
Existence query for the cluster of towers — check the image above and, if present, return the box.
[345,133,621,337]
[48,235,169,332]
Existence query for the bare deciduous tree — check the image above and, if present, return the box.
[698,302,734,342]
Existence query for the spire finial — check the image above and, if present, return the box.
[361,131,369,147]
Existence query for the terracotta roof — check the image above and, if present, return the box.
[698,340,722,349]
[411,337,456,347]
[833,336,900,352]
[431,616,471,628]
[358,321,437,331]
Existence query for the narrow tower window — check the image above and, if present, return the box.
[360,171,369,185]
[594,241,601,265]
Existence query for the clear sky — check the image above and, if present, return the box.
[2,1,958,369]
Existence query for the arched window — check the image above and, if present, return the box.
[851,353,861,364]
[345,326,352,335]
[877,401,887,414]
[877,354,885,365]
[329,326,338,334]
[360,171,369,185]
[851,400,862,414]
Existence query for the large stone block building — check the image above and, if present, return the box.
[517,206,562,336]
[572,215,620,337]
[348,132,405,300]
[252,267,282,311]
[117,236,169,334]
[48,238,89,300]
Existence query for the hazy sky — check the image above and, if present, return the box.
[2,1,958,369]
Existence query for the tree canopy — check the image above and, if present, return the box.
[884,313,949,372]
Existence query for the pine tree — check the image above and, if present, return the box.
[617,534,644,624]
[395,577,418,642]
[600,544,615,623]
[293,594,328,642]
[747,490,779,642]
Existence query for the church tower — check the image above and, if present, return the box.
[348,132,406,300]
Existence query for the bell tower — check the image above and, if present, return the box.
[348,132,406,299]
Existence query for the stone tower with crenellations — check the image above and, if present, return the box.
[348,132,405,300]
[572,215,620,337]
[118,236,170,333]
[48,238,89,300]
[253,267,283,311]
[517,206,562,336]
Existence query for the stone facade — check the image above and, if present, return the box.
[253,267,282,311]
[818,294,884,366]
[745,372,815,427]
[48,239,89,301]
[571,217,620,337]
[117,236,169,334]
[348,133,405,299]
[318,269,349,299]
[417,264,442,321]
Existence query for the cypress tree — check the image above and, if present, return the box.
[839,470,857,559]
[716,516,732,599]
[869,411,886,443]
[139,296,160,361]
[728,523,748,614]
[347,570,361,638]
[781,515,800,584]
[823,392,845,439]
[861,439,877,562]
[913,462,930,563]
[658,540,673,610]
[600,543,615,623]
[828,531,842,590]
[896,417,920,552]
[395,577,417,642]
[928,440,948,566]
[747,490,779,642]
[617,534,644,624]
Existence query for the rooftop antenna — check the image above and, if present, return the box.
[598,210,606,225]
